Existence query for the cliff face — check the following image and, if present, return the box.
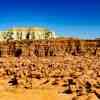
[0,27,56,41]
[0,38,100,57]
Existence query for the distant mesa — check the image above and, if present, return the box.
[0,27,56,41]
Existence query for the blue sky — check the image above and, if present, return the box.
[0,0,100,39]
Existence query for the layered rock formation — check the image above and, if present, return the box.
[0,27,56,41]
[0,38,100,57]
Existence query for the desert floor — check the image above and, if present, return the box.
[0,79,73,100]
[0,79,99,100]
[0,56,99,100]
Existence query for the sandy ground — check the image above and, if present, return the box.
[0,79,99,100]
[0,89,74,100]
[0,56,99,100]
[0,79,73,100]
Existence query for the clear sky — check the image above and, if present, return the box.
[0,0,100,39]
